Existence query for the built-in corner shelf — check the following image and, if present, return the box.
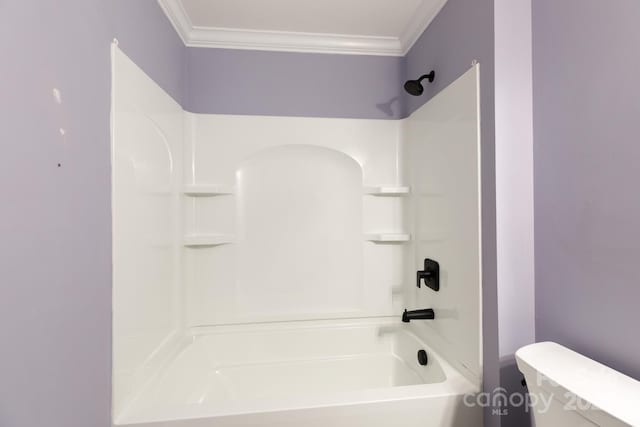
[364,233,411,243]
[183,185,235,196]
[183,234,234,247]
[363,186,411,196]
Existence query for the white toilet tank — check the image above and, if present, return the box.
[516,342,640,427]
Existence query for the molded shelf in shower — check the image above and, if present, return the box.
[364,233,411,243]
[363,186,411,196]
[183,234,234,247]
[183,185,235,196]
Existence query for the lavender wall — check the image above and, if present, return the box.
[404,1,499,425]
[113,2,186,104]
[0,1,183,426]
[534,0,640,380]
[186,48,405,119]
[494,0,534,425]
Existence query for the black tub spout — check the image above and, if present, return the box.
[402,309,435,323]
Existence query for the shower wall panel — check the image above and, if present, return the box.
[183,114,407,327]
[404,65,482,384]
[111,46,184,417]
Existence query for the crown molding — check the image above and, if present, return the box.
[157,0,192,44]
[187,27,403,56]
[398,0,448,55]
[158,0,446,56]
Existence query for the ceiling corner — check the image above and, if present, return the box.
[157,0,193,45]
[399,0,448,55]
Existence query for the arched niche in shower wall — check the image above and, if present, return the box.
[234,144,364,319]
[113,113,176,336]
[115,113,174,193]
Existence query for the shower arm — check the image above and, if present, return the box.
[417,71,436,84]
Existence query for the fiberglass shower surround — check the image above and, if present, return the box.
[111,45,482,427]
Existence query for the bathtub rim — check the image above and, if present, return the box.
[114,317,481,426]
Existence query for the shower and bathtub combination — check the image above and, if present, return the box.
[111,42,482,427]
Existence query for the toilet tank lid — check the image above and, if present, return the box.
[516,342,640,426]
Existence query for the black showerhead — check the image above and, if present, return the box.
[404,70,435,96]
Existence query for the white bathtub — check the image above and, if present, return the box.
[115,319,481,427]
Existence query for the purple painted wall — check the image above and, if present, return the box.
[494,0,534,425]
[0,1,183,426]
[113,2,186,104]
[404,1,499,425]
[534,0,640,380]
[185,47,405,119]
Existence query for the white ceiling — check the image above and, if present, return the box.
[158,0,449,56]
[183,0,424,37]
